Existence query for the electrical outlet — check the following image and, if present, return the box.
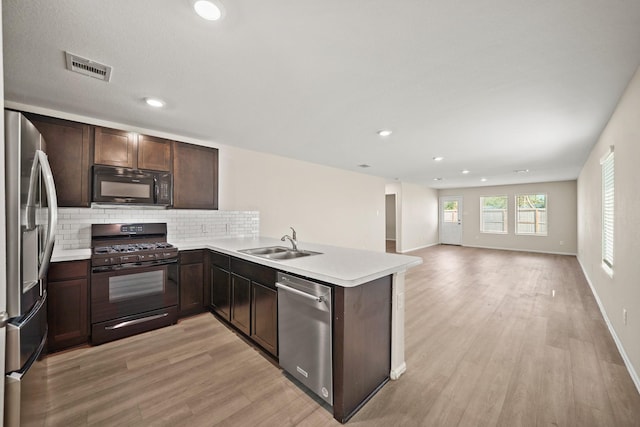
[201,224,206,233]
[225,223,230,234]
[559,240,564,245]
[623,308,628,325]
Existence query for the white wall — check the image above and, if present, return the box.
[218,145,387,251]
[577,66,640,391]
[4,102,387,252]
[385,182,439,253]
[439,180,577,254]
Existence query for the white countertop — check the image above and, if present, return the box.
[51,247,91,263]
[49,236,423,287]
[172,236,423,287]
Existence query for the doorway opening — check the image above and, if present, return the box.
[385,194,397,253]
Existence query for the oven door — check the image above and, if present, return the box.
[91,261,178,324]
[93,165,156,204]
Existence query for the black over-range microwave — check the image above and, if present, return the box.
[92,165,173,207]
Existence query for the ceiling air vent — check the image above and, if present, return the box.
[65,52,113,82]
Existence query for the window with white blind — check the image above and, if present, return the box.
[515,194,547,235]
[480,196,508,233]
[601,148,614,274]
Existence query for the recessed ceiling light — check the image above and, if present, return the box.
[358,164,371,168]
[194,0,222,21]
[145,97,165,108]
[377,129,392,137]
[433,177,443,181]
[432,156,444,161]
[480,178,488,182]
[514,169,530,174]
[461,170,470,174]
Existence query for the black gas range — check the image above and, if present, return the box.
[91,223,178,270]
[90,223,178,345]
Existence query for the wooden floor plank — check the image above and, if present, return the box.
[41,245,640,426]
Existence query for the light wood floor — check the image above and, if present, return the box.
[386,240,396,253]
[43,245,640,426]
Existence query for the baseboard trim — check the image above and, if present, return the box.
[399,242,438,253]
[462,244,577,256]
[576,256,640,395]
[390,361,406,380]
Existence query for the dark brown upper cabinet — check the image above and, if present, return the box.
[94,127,172,171]
[137,134,172,171]
[172,142,218,209]
[94,127,137,168]
[25,113,92,207]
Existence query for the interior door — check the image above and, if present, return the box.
[440,196,463,245]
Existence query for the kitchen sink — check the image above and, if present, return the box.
[240,246,290,255]
[239,246,322,260]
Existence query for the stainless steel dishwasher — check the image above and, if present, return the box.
[276,272,333,405]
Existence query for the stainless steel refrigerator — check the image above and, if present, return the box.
[1,110,58,426]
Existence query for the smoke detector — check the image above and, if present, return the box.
[65,52,113,82]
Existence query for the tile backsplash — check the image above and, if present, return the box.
[56,208,259,249]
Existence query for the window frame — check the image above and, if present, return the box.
[479,195,508,234]
[601,148,614,276]
[514,193,548,236]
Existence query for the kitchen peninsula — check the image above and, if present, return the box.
[51,236,422,423]
[175,236,422,422]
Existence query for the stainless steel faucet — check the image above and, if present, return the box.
[281,227,298,251]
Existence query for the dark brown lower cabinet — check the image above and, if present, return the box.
[230,274,251,335]
[332,275,392,423]
[211,265,231,319]
[179,250,205,317]
[210,252,231,320]
[209,251,278,357]
[251,282,277,356]
[47,260,90,352]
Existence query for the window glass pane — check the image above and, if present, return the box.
[602,152,614,271]
[443,201,458,223]
[480,196,507,233]
[515,194,547,236]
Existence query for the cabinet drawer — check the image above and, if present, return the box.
[209,251,230,269]
[179,250,204,264]
[231,258,276,288]
[48,260,89,282]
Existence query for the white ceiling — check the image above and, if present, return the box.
[4,0,640,188]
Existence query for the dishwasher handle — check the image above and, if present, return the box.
[276,282,328,303]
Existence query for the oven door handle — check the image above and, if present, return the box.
[91,258,177,273]
[105,313,169,330]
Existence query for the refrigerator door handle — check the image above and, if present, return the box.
[26,150,59,280]
[25,149,40,231]
[38,150,59,280]
[0,311,9,328]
